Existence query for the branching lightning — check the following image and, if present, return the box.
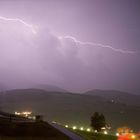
[0,16,137,54]
[0,16,37,34]
[60,36,137,54]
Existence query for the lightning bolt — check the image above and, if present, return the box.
[59,36,137,54]
[0,16,137,54]
[0,16,37,34]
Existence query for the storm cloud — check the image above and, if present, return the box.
[0,15,139,93]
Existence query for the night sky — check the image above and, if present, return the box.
[0,0,140,93]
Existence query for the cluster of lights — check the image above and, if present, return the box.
[22,111,32,117]
[71,125,91,132]
[118,134,137,140]
[62,123,137,140]
[15,111,32,117]
[59,122,138,139]
[51,121,138,139]
[52,122,139,137]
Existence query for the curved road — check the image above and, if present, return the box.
[50,123,85,140]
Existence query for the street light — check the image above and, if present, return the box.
[104,131,108,135]
[72,126,77,130]
[65,125,68,128]
[80,127,84,131]
[87,128,91,132]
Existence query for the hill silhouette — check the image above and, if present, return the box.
[85,89,140,106]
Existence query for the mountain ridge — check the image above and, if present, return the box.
[84,89,140,106]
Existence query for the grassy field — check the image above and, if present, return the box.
[72,130,140,140]
[71,129,117,140]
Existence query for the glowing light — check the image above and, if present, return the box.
[28,116,36,120]
[80,127,84,131]
[87,128,91,132]
[22,111,32,117]
[65,125,68,128]
[94,130,97,133]
[72,126,77,130]
[101,127,106,130]
[60,36,136,54]
[118,133,138,140]
[14,111,32,117]
[15,111,21,115]
[104,131,108,135]
[131,135,136,139]
[116,133,120,136]
[0,16,37,34]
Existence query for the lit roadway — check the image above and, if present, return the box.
[50,123,85,140]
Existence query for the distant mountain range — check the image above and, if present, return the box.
[0,84,67,93]
[85,89,140,106]
[31,84,68,93]
[0,88,140,132]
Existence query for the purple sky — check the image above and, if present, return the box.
[0,0,140,93]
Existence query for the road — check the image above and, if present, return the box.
[50,123,85,140]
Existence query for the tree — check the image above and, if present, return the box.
[91,112,106,132]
